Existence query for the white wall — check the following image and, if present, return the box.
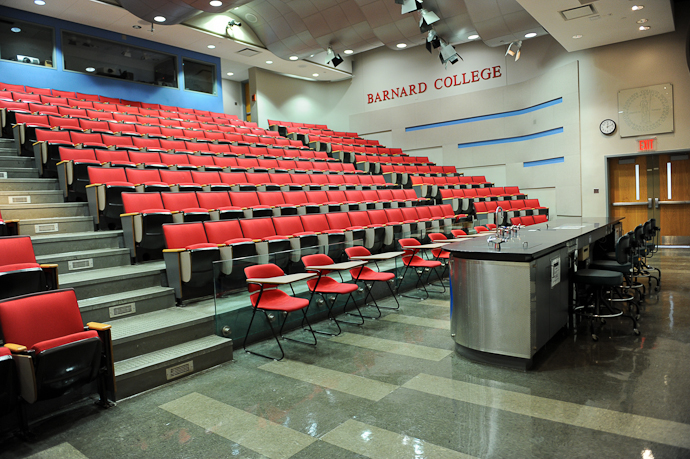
[221,78,243,119]
[250,4,690,218]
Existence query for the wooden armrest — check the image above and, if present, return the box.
[163,248,186,253]
[85,183,101,188]
[87,322,112,331]
[253,239,262,243]
[120,212,140,217]
[56,160,70,166]
[40,264,58,269]
[4,343,27,353]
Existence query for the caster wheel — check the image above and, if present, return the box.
[591,334,599,341]
[634,328,640,336]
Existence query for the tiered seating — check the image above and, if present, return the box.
[510,215,549,226]
[441,187,527,214]
[0,236,58,300]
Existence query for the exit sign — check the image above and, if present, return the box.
[638,137,656,151]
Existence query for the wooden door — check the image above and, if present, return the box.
[657,153,690,244]
[609,156,649,235]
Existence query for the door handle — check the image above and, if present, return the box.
[648,198,652,209]
[655,198,660,209]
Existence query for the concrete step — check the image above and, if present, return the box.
[114,335,233,400]
[79,286,177,324]
[0,155,34,168]
[110,300,215,361]
[18,216,95,235]
[0,202,89,220]
[31,230,123,256]
[58,261,167,300]
[0,178,60,192]
[0,167,39,178]
[0,190,64,205]
[36,247,132,273]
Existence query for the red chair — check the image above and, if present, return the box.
[302,253,363,334]
[474,225,489,233]
[0,289,115,428]
[243,264,317,360]
[397,238,444,299]
[451,228,467,237]
[345,246,399,312]
[0,236,58,300]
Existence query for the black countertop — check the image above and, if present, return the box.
[446,217,623,262]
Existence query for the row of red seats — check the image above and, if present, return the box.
[161,207,459,301]
[354,155,432,173]
[307,135,378,147]
[511,215,549,226]
[86,167,402,230]
[268,119,330,131]
[332,145,404,155]
[0,81,238,121]
[381,164,458,178]
[474,201,548,225]
[2,95,252,127]
[441,189,529,213]
[412,176,494,199]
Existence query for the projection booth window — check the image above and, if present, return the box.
[0,17,55,67]
[182,58,216,95]
[61,31,178,87]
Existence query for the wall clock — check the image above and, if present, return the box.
[600,119,616,135]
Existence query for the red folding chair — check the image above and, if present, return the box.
[243,264,317,361]
[397,238,445,299]
[345,246,400,312]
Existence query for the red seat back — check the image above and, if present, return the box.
[163,222,208,249]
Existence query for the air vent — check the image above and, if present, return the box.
[0,172,7,179]
[561,5,596,20]
[68,258,93,270]
[237,48,260,57]
[109,302,136,318]
[166,360,194,380]
[8,196,30,204]
[35,223,58,233]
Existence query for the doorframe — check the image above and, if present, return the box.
[604,148,690,219]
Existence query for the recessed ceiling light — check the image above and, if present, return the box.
[312,73,319,77]
[344,49,354,54]
[86,67,95,72]
[34,0,45,5]
[396,43,407,48]
[468,34,479,40]
[632,5,643,11]
[132,25,142,29]
[637,18,648,24]
[209,0,222,6]
[153,16,166,23]
[11,27,21,33]
[226,72,234,76]
[289,56,298,60]
[639,25,650,31]
[573,34,583,39]
[207,44,216,49]
[310,54,314,57]
[525,32,537,38]
[266,60,273,64]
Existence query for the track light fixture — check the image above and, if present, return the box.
[400,0,422,14]
[419,8,440,33]
[425,29,441,53]
[326,47,343,68]
[439,40,461,67]
[227,19,242,27]
[505,40,522,61]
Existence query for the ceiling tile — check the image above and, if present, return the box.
[359,1,394,29]
[340,1,367,24]
[302,13,333,38]
[321,6,348,32]
[268,16,294,40]
[287,0,319,18]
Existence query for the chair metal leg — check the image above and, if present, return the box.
[243,307,286,361]
[340,292,366,325]
[351,282,382,319]
[280,308,317,346]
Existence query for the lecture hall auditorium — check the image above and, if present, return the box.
[0,0,689,458]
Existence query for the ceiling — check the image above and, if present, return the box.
[0,0,676,82]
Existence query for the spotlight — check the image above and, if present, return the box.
[400,0,422,14]
[419,9,440,33]
[505,40,522,61]
[227,19,242,27]
[325,47,343,67]
[439,40,461,66]
[425,29,441,53]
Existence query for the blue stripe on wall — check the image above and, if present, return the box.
[457,127,564,149]
[523,157,565,167]
[406,98,562,132]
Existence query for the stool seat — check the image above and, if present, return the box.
[573,269,624,286]
[589,260,632,275]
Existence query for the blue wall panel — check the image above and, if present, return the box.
[0,6,223,113]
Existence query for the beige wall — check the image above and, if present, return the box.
[250,5,690,218]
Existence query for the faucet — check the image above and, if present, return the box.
[494,206,503,236]
[487,206,505,249]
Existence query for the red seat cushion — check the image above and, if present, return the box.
[186,243,218,250]
[403,256,442,268]
[307,276,358,294]
[350,266,394,282]
[0,346,10,357]
[0,262,41,274]
[250,290,309,312]
[32,330,99,354]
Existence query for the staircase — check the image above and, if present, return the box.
[0,138,233,400]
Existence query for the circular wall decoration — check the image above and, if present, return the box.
[617,84,674,138]
[600,119,616,135]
